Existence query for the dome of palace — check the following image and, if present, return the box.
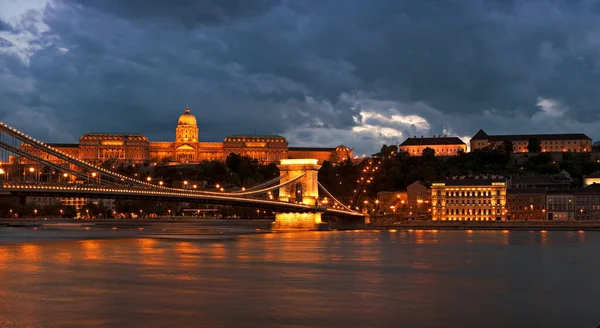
[177,106,197,126]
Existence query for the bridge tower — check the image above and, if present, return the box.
[274,159,324,230]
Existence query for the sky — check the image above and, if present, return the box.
[1,0,600,156]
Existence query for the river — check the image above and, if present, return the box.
[0,228,599,327]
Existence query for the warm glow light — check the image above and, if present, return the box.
[280,159,319,165]
[29,167,35,173]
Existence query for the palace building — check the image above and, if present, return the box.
[470,130,592,153]
[399,135,467,156]
[19,106,353,166]
[430,176,507,221]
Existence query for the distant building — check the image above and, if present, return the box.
[470,129,592,153]
[506,188,547,220]
[573,184,600,220]
[546,191,574,221]
[545,184,600,221]
[18,106,353,166]
[288,146,353,164]
[407,181,430,217]
[431,176,507,221]
[509,171,572,191]
[399,135,467,156]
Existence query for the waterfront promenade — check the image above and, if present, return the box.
[378,220,600,231]
[4,217,600,231]
[0,217,275,229]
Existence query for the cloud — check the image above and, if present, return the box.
[1,0,600,155]
[535,97,566,117]
[0,0,57,64]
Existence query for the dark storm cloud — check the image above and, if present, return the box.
[2,0,600,154]
[68,0,280,28]
[0,20,12,31]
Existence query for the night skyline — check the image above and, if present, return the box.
[2,0,600,156]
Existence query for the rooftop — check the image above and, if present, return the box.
[471,129,591,141]
[226,134,286,139]
[574,184,600,194]
[436,176,506,186]
[584,171,600,179]
[83,132,147,138]
[47,143,79,148]
[289,147,336,152]
[507,188,547,195]
[510,174,572,187]
[400,136,466,146]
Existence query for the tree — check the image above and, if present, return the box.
[380,145,398,157]
[226,152,242,172]
[63,206,77,218]
[527,137,541,153]
[422,147,435,161]
[502,140,514,154]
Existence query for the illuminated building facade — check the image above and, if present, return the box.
[470,130,592,153]
[583,171,600,187]
[19,106,353,166]
[431,176,507,221]
[399,136,467,156]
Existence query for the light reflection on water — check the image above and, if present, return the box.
[0,229,599,328]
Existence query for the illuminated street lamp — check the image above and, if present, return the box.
[193,184,197,189]
[146,176,152,182]
[159,181,164,186]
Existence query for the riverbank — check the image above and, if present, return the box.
[372,221,600,231]
[0,218,275,230]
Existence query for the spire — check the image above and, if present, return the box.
[185,104,190,113]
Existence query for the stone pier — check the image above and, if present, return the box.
[273,159,325,230]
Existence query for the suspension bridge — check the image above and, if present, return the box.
[0,121,363,229]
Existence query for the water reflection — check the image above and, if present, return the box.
[80,240,102,260]
[0,230,598,328]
